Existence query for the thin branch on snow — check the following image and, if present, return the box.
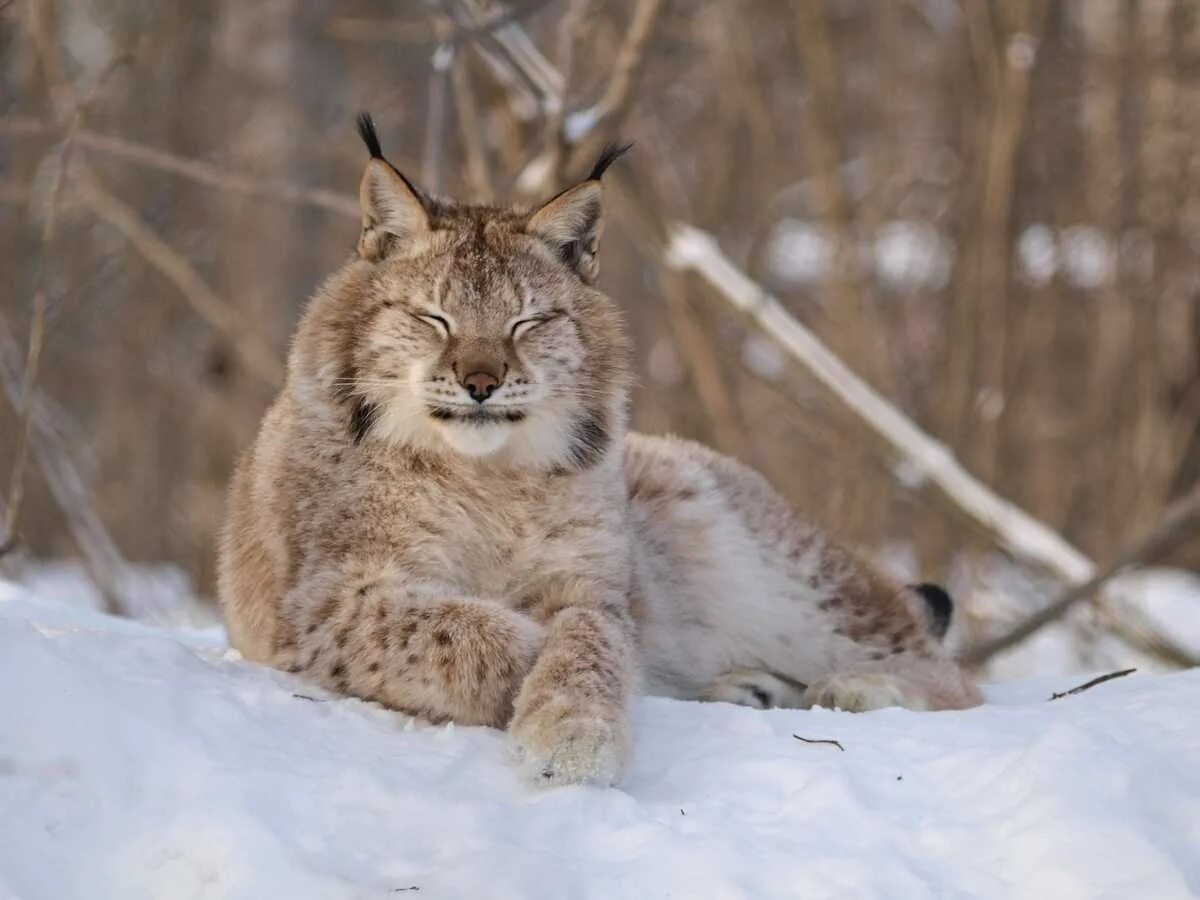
[1049,668,1136,701]
[793,735,845,751]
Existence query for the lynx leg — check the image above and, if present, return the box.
[806,585,984,720]
[280,572,544,727]
[509,605,635,787]
[804,658,981,712]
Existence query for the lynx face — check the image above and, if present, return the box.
[328,117,631,470]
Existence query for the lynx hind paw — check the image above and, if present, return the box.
[804,672,929,713]
[510,709,628,788]
[704,668,808,710]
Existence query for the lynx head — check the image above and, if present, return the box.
[297,114,632,471]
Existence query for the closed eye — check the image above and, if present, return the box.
[414,312,452,336]
[510,314,558,341]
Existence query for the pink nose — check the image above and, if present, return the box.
[462,371,501,403]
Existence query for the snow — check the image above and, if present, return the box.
[762,219,952,293]
[3,580,1200,900]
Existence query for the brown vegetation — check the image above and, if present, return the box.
[2,0,1198,668]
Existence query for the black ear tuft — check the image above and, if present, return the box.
[910,583,954,640]
[357,112,384,159]
[587,142,632,182]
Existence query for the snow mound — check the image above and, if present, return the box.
[2,584,1200,899]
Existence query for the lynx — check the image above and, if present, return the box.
[219,114,980,788]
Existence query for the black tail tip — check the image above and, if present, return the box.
[910,582,953,640]
[587,141,633,182]
[356,112,383,159]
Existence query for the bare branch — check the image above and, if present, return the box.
[543,0,593,186]
[565,0,664,174]
[449,46,494,201]
[0,118,358,218]
[0,313,131,613]
[600,172,754,463]
[448,0,562,108]
[74,172,283,390]
[793,0,889,384]
[328,0,557,47]
[793,734,845,751]
[1048,669,1136,701]
[966,481,1200,665]
[4,53,129,556]
[422,38,455,193]
[667,225,1095,583]
[666,225,1200,668]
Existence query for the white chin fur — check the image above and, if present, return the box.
[436,421,513,457]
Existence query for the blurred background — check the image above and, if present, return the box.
[2,0,1199,676]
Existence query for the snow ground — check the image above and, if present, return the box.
[2,580,1200,900]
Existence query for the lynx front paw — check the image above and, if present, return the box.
[804,672,928,713]
[509,705,628,788]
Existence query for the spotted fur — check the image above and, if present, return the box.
[219,117,979,789]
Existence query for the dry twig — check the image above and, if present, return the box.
[3,53,129,557]
[0,118,359,218]
[329,0,555,46]
[542,0,593,187]
[0,314,131,612]
[449,46,493,201]
[421,11,455,193]
[75,172,283,389]
[1048,669,1136,701]
[793,734,845,752]
[564,0,664,175]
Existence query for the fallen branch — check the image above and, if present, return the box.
[793,735,845,752]
[666,225,1093,583]
[966,481,1200,664]
[1049,668,1136,701]
[664,225,1196,668]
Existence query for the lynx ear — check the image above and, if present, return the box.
[526,142,630,283]
[356,113,430,261]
